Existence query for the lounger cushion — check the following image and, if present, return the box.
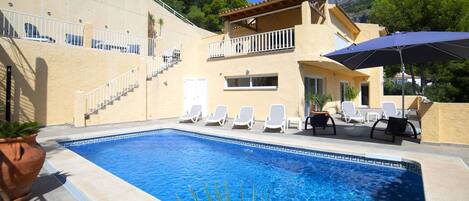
[234,107,253,124]
[265,105,285,126]
[207,106,227,122]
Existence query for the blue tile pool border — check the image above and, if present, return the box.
[60,128,422,175]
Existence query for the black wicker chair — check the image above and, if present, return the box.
[370,117,418,142]
[304,113,336,136]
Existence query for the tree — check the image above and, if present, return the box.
[161,0,249,32]
[369,0,469,102]
[148,13,156,38]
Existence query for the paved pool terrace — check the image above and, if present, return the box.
[33,116,469,201]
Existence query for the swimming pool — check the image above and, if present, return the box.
[63,129,425,201]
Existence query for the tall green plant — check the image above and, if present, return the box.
[344,85,359,101]
[148,13,156,38]
[0,122,40,139]
[158,18,164,36]
[311,94,332,112]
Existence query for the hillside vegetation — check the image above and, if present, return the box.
[162,0,248,32]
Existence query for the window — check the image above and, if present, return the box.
[304,77,325,115]
[335,33,351,50]
[225,75,278,89]
[226,77,250,87]
[340,81,348,102]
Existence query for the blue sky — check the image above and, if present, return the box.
[248,0,264,3]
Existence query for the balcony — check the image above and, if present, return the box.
[208,27,295,59]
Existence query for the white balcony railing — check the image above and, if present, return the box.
[92,28,148,55]
[85,68,139,116]
[0,9,84,46]
[148,37,157,57]
[208,27,295,58]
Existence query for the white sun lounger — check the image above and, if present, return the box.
[264,104,286,133]
[232,106,254,129]
[341,101,365,123]
[206,105,228,125]
[382,101,408,119]
[179,105,202,123]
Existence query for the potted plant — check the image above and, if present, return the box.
[344,85,359,101]
[0,121,45,201]
[0,103,4,121]
[310,93,332,115]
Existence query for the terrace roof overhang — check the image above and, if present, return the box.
[299,56,369,77]
[219,0,305,22]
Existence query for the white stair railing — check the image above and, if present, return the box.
[0,9,84,46]
[146,47,181,79]
[85,68,139,116]
[208,27,295,58]
[152,0,195,26]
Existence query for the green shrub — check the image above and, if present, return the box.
[383,79,416,95]
[0,122,40,139]
[344,85,359,101]
[311,94,332,112]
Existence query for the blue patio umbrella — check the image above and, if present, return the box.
[324,31,469,117]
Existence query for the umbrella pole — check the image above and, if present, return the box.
[399,49,405,118]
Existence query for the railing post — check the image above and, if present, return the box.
[301,1,312,25]
[83,23,93,48]
[73,90,86,127]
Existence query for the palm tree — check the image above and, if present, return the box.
[148,13,156,38]
[158,18,164,36]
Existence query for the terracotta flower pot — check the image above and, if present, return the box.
[0,134,45,201]
[311,111,330,116]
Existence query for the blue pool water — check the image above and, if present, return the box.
[65,129,425,201]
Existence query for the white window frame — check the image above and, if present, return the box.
[340,80,348,103]
[359,82,370,108]
[304,75,326,114]
[305,75,326,95]
[224,74,278,90]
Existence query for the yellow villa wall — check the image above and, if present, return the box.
[419,102,469,145]
[382,95,420,109]
[256,8,302,33]
[0,0,148,37]
[229,7,302,38]
[0,38,145,125]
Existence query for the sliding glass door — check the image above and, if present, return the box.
[304,77,324,117]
